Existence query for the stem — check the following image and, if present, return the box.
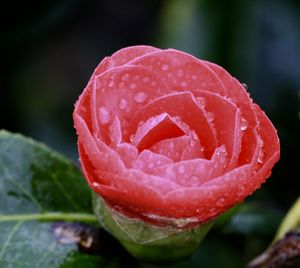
[0,212,98,223]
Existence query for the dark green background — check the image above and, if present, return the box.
[1,0,300,267]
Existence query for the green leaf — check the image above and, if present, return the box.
[0,130,107,267]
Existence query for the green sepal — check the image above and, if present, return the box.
[92,193,213,264]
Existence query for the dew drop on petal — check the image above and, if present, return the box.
[98,106,111,124]
[121,74,129,81]
[130,83,137,89]
[177,69,184,77]
[216,197,225,207]
[143,77,150,83]
[242,83,248,90]
[133,75,140,81]
[258,149,265,163]
[92,182,101,188]
[161,64,170,71]
[118,82,125,88]
[129,135,134,142]
[134,92,148,103]
[119,98,128,110]
[108,80,114,88]
[207,112,214,122]
[196,97,206,108]
[180,81,188,87]
[240,117,248,131]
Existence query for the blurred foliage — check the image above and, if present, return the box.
[1,0,300,267]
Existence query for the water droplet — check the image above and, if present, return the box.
[161,64,169,71]
[192,75,197,80]
[196,97,206,108]
[143,77,150,83]
[98,106,111,124]
[178,165,185,173]
[129,135,134,142]
[242,83,248,90]
[129,83,136,89]
[209,208,216,213]
[216,198,225,207]
[133,75,140,81]
[177,69,184,77]
[134,92,147,103]
[240,117,248,131]
[108,80,114,88]
[92,182,100,187]
[121,74,129,81]
[239,185,245,192]
[190,139,196,147]
[118,82,125,88]
[258,137,264,148]
[191,131,198,141]
[180,81,188,87]
[258,149,264,163]
[119,98,128,110]
[207,112,214,122]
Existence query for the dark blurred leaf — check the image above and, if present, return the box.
[0,130,111,267]
[222,202,282,236]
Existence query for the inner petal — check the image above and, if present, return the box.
[132,113,186,152]
[129,91,217,158]
[151,134,205,162]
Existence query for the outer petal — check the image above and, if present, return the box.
[129,49,226,96]
[89,45,160,81]
[91,65,171,143]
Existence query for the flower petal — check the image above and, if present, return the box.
[133,149,173,174]
[89,45,160,81]
[194,90,242,170]
[151,135,205,162]
[129,91,217,158]
[129,49,226,95]
[152,145,228,187]
[91,65,171,143]
[132,113,186,151]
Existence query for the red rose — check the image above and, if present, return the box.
[73,45,280,229]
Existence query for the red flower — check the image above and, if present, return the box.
[73,45,280,228]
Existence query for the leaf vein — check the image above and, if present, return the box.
[0,221,23,259]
